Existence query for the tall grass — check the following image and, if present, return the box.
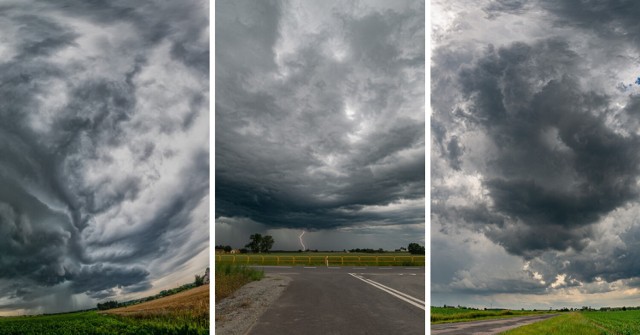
[214,263,264,301]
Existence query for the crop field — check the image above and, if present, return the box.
[501,310,640,334]
[0,286,209,335]
[215,252,425,266]
[431,306,552,324]
[104,284,209,323]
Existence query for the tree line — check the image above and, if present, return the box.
[217,234,425,255]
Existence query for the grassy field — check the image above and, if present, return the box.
[214,263,264,301]
[500,312,600,335]
[500,309,640,334]
[431,306,552,324]
[215,252,425,266]
[0,285,209,335]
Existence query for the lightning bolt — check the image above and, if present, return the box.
[298,230,306,251]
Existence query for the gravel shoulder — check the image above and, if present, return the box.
[215,274,292,335]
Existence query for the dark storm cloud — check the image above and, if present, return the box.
[215,0,424,238]
[435,38,640,257]
[432,0,640,304]
[0,0,208,314]
[539,0,640,42]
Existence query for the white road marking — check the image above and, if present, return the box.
[259,266,292,268]
[378,267,393,269]
[303,267,317,269]
[348,273,425,310]
[328,267,341,269]
[353,267,366,269]
[273,273,300,275]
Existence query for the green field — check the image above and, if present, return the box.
[431,306,552,324]
[0,310,207,335]
[215,252,425,266]
[500,312,601,335]
[500,309,640,334]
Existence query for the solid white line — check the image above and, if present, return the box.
[378,267,393,269]
[304,267,317,269]
[357,275,425,305]
[348,273,425,310]
[353,267,366,269]
[328,267,341,269]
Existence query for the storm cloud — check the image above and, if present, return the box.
[215,0,424,250]
[0,1,208,315]
[433,0,640,309]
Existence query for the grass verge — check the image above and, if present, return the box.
[499,312,602,335]
[214,263,264,301]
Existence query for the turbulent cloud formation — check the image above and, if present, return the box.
[433,0,640,309]
[215,0,425,250]
[0,1,208,315]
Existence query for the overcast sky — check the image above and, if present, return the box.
[215,0,425,251]
[433,0,640,309]
[0,0,208,315]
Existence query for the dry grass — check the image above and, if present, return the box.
[215,264,263,301]
[103,284,209,321]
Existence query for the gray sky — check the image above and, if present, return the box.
[215,0,425,251]
[433,0,640,309]
[0,0,208,315]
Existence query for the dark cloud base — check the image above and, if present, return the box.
[215,0,425,247]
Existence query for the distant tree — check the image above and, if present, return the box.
[246,234,262,253]
[223,245,232,253]
[97,300,119,310]
[195,274,204,286]
[408,243,425,255]
[260,235,275,253]
[239,248,248,254]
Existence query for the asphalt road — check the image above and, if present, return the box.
[245,266,425,335]
[431,314,560,335]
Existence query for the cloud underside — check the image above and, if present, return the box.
[433,0,640,303]
[215,0,425,243]
[0,0,208,313]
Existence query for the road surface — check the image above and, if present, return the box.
[431,313,560,335]
[245,265,425,335]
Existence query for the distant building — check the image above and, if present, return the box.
[230,249,241,254]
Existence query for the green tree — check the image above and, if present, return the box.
[246,233,262,253]
[195,274,204,286]
[408,243,425,255]
[223,245,232,253]
[260,235,274,253]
